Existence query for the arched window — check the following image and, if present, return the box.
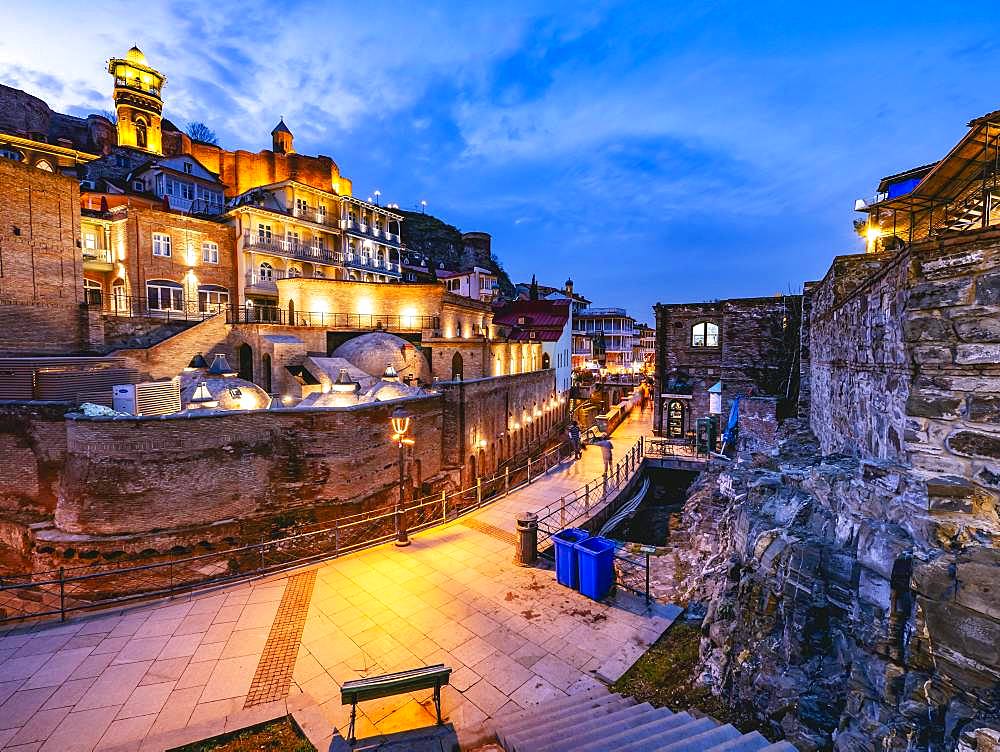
[287,266,302,278]
[146,279,183,312]
[259,262,274,281]
[691,321,719,348]
[134,115,148,149]
[451,352,464,381]
[111,279,127,313]
[198,284,229,313]
[542,352,550,370]
[34,159,53,172]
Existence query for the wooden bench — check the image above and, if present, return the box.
[340,664,452,743]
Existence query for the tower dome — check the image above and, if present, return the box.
[126,45,147,65]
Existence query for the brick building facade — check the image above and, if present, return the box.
[652,295,801,440]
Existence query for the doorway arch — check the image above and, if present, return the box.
[542,352,550,370]
[667,399,685,438]
[238,343,253,382]
[451,352,464,380]
[261,353,272,393]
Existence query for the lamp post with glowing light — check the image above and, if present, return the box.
[390,406,415,547]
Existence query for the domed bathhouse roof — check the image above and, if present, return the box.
[331,332,431,385]
[180,353,271,412]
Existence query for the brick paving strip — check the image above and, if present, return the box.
[461,518,516,544]
[243,569,317,708]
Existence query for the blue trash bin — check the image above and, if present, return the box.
[575,536,616,600]
[552,528,589,589]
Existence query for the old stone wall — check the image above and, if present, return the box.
[0,302,98,355]
[55,395,445,536]
[809,251,910,460]
[673,421,1000,751]
[0,402,72,520]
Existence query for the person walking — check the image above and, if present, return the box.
[593,435,614,475]
[567,421,582,459]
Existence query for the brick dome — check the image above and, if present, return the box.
[332,332,431,384]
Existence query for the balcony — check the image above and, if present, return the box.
[343,252,401,276]
[114,76,161,98]
[245,269,334,294]
[243,233,343,265]
[341,218,401,246]
[291,205,340,230]
[82,247,114,270]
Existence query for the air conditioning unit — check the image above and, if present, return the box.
[113,377,181,416]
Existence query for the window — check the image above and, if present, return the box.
[318,204,326,220]
[83,232,97,250]
[83,278,102,305]
[146,279,183,312]
[115,155,131,169]
[183,162,193,174]
[295,198,307,214]
[313,269,325,278]
[133,179,144,191]
[691,321,719,347]
[202,241,219,264]
[35,160,53,172]
[0,147,23,161]
[198,284,229,313]
[286,231,300,247]
[152,233,172,257]
[179,182,194,201]
[287,266,302,278]
[257,223,272,243]
[134,116,148,149]
[259,262,274,280]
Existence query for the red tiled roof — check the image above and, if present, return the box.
[492,299,570,329]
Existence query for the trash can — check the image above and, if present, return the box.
[552,527,589,589]
[575,536,616,600]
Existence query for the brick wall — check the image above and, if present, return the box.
[112,312,232,380]
[56,395,445,536]
[439,369,561,482]
[0,158,81,305]
[0,302,96,355]
[0,401,72,517]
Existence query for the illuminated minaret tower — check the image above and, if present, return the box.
[107,45,166,154]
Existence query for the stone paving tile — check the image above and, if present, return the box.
[0,687,57,729]
[462,678,509,716]
[75,661,151,711]
[95,712,157,751]
[7,706,72,746]
[117,681,174,720]
[200,655,258,703]
[40,677,96,710]
[68,653,115,680]
[38,705,118,752]
[22,648,95,689]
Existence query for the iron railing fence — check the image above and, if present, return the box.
[613,549,652,603]
[83,293,226,322]
[643,438,703,460]
[533,437,645,547]
[225,307,439,330]
[0,436,577,626]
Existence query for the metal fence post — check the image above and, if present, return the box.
[584,483,590,513]
[504,467,510,496]
[527,459,532,485]
[560,497,566,527]
[441,490,447,520]
[476,478,482,506]
[260,537,265,571]
[645,552,651,604]
[334,521,340,555]
[58,567,65,622]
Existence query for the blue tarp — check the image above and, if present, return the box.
[722,396,740,444]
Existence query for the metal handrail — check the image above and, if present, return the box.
[226,307,439,330]
[0,432,575,625]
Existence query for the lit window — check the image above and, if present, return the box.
[198,284,229,313]
[146,279,183,311]
[202,241,219,264]
[83,232,97,250]
[259,262,274,280]
[691,321,719,348]
[257,224,272,243]
[152,232,172,257]
[35,160,53,172]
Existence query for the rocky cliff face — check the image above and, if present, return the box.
[668,421,999,751]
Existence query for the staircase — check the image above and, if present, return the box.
[491,688,797,752]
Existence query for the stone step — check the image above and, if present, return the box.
[644,723,742,751]
[615,717,719,751]
[572,711,695,752]
[707,731,773,752]
[496,693,626,745]
[503,697,639,751]
[492,687,608,726]
[759,743,798,751]
[539,703,663,752]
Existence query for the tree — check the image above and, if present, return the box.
[186,121,218,145]
[529,274,539,300]
[99,109,117,124]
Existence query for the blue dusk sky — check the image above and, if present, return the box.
[3,2,999,322]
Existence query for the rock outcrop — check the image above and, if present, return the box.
[669,420,999,751]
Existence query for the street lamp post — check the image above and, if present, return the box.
[390,406,415,547]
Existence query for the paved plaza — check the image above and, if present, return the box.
[0,410,677,751]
